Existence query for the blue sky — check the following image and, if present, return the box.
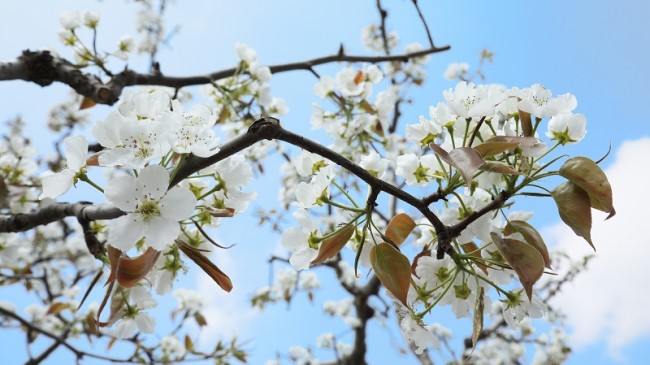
[1,0,649,364]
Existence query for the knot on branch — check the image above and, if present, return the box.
[247,116,281,139]
[20,50,57,86]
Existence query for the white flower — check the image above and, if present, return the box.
[395,154,442,187]
[546,113,587,144]
[299,271,321,291]
[161,335,185,359]
[281,209,319,270]
[235,43,257,64]
[59,11,81,30]
[443,62,469,80]
[105,165,196,251]
[399,312,439,354]
[83,11,100,28]
[502,292,547,327]
[294,165,334,208]
[173,288,205,313]
[314,76,335,98]
[40,135,88,200]
[165,101,220,157]
[406,115,443,146]
[518,84,577,119]
[358,151,389,179]
[443,82,506,118]
[115,35,134,60]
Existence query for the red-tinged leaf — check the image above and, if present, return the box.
[480,161,523,176]
[79,96,97,110]
[198,205,235,218]
[46,302,71,316]
[311,224,355,265]
[411,248,432,277]
[429,143,484,187]
[385,213,416,246]
[461,242,488,275]
[353,70,364,85]
[472,136,536,157]
[177,240,233,292]
[519,110,533,137]
[86,153,100,167]
[551,181,594,249]
[504,220,552,269]
[471,287,485,352]
[559,157,615,219]
[105,245,122,285]
[490,232,544,300]
[370,243,411,306]
[114,247,161,288]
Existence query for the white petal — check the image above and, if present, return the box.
[98,148,132,167]
[64,135,88,170]
[135,312,156,333]
[40,170,75,199]
[107,214,146,251]
[113,318,136,339]
[143,217,180,250]
[289,248,317,270]
[137,165,169,201]
[159,187,196,221]
[105,175,138,211]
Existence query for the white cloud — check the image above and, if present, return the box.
[546,137,650,358]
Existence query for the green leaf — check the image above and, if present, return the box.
[472,136,537,157]
[559,157,615,219]
[551,181,594,249]
[311,224,355,265]
[504,220,552,269]
[461,242,488,275]
[385,213,416,246]
[490,233,545,300]
[370,243,411,306]
[429,143,484,187]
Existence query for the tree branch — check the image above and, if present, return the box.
[0,46,450,106]
[0,202,123,233]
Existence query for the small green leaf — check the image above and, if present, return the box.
[311,224,355,265]
[559,157,615,219]
[551,181,594,249]
[504,220,552,269]
[385,213,416,246]
[370,243,411,306]
[490,233,544,300]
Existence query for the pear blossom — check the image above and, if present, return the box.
[164,101,220,157]
[399,311,439,354]
[443,62,469,80]
[235,43,257,64]
[82,11,100,28]
[443,82,506,118]
[358,151,389,179]
[105,165,196,251]
[501,291,547,327]
[395,154,443,186]
[294,165,335,208]
[59,11,81,30]
[518,84,577,119]
[112,286,157,339]
[281,209,319,270]
[40,135,88,200]
[546,113,587,144]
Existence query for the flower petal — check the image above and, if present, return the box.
[137,165,169,201]
[143,217,180,250]
[64,135,88,170]
[40,170,75,199]
[105,175,138,211]
[107,214,146,251]
[159,186,196,221]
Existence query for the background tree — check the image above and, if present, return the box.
[0,1,646,364]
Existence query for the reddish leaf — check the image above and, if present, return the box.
[79,96,97,110]
[504,220,552,269]
[385,213,416,246]
[353,70,364,85]
[519,110,533,137]
[86,153,100,167]
[311,224,355,265]
[370,243,411,306]
[472,136,537,157]
[429,143,484,187]
[359,99,376,114]
[461,242,488,275]
[411,248,432,277]
[194,312,207,327]
[47,302,72,316]
[551,181,594,249]
[490,233,544,300]
[177,240,233,292]
[198,205,235,217]
[559,157,615,219]
[480,161,523,176]
[115,248,161,288]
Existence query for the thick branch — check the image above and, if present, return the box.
[1,46,449,106]
[0,202,123,233]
